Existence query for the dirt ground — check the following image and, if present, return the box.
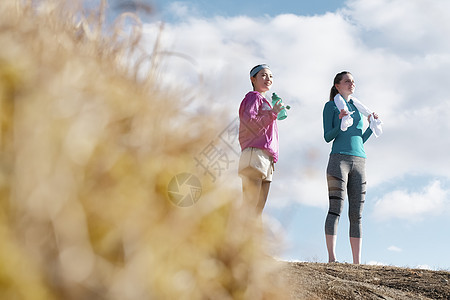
[281,261,450,299]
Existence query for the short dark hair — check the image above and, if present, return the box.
[250,64,270,78]
[249,64,270,89]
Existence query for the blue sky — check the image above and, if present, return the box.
[153,0,343,18]
[127,0,450,270]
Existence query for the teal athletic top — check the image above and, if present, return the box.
[323,99,372,158]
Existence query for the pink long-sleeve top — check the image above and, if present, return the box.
[238,91,279,163]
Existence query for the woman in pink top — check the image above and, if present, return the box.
[238,64,284,214]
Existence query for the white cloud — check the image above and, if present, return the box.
[416,264,432,270]
[387,246,402,253]
[372,180,450,221]
[141,0,450,209]
[345,0,450,54]
[166,2,197,19]
[367,261,386,266]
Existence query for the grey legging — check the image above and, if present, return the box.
[325,153,366,238]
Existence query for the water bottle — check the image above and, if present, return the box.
[271,93,291,120]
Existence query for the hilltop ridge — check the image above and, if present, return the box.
[282,261,450,299]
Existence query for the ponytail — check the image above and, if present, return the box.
[329,86,339,102]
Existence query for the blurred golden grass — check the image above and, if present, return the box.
[0,1,288,299]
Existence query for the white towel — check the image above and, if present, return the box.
[334,94,383,137]
[334,94,353,131]
[333,94,353,132]
[351,97,383,138]
[340,112,354,132]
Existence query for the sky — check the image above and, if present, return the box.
[117,0,450,270]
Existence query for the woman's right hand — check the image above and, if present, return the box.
[339,109,348,120]
[272,99,284,114]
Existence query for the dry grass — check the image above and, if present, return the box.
[283,261,450,300]
[0,1,288,299]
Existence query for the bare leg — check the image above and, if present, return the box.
[256,181,270,215]
[350,237,362,264]
[325,234,337,263]
[242,176,262,211]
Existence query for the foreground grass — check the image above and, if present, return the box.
[0,1,287,299]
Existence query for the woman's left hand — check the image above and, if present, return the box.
[368,113,379,122]
[272,99,284,114]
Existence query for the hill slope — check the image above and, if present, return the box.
[282,261,450,299]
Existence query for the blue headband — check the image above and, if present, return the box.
[250,64,270,77]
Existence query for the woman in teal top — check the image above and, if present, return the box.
[322,71,379,264]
